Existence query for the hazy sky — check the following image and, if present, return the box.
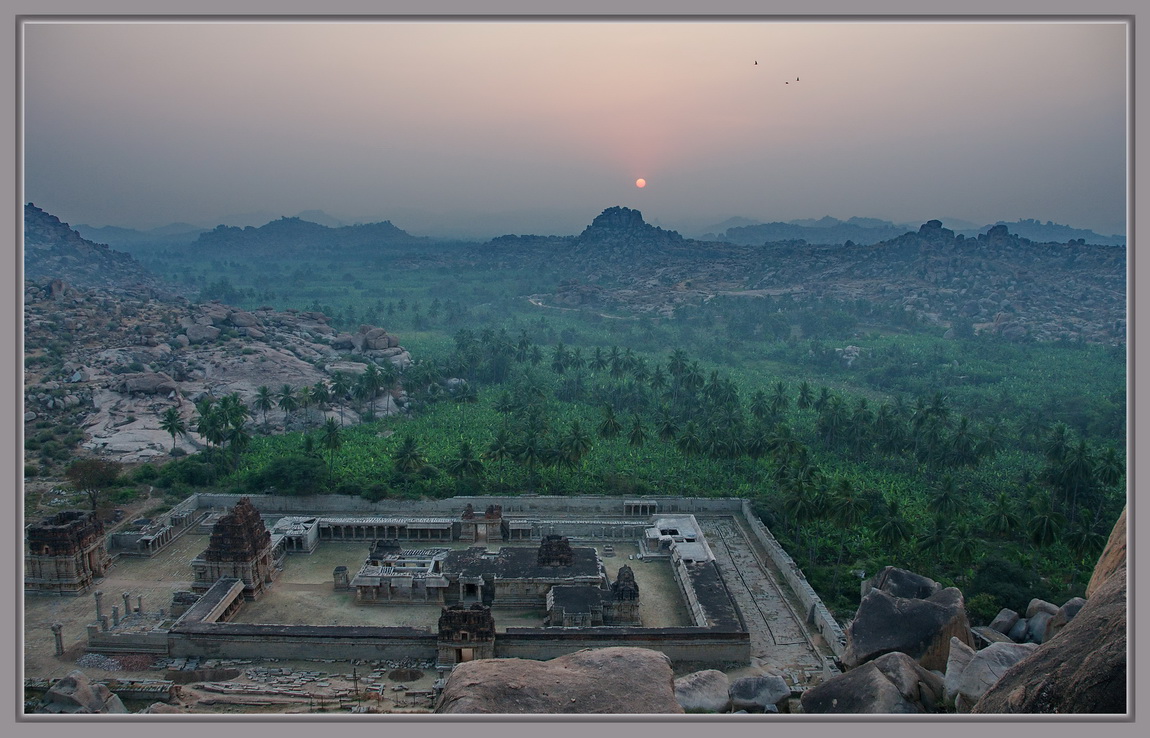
[22,20,1128,238]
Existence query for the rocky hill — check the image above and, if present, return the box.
[24,278,412,464]
[24,204,170,293]
[191,216,427,257]
[500,208,1125,344]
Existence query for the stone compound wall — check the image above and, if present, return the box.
[739,500,847,658]
[496,628,750,670]
[194,493,745,518]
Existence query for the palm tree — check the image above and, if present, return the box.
[749,390,770,423]
[676,420,703,457]
[159,407,187,451]
[931,474,962,519]
[446,440,484,487]
[253,385,275,433]
[829,477,867,593]
[297,385,315,427]
[483,428,515,485]
[1027,494,1066,549]
[768,380,789,418]
[796,381,814,411]
[560,420,594,466]
[329,371,351,426]
[875,499,912,552]
[627,414,648,450]
[597,405,622,441]
[589,347,608,373]
[277,384,298,425]
[392,436,426,477]
[983,491,1022,540]
[312,381,332,419]
[321,417,342,480]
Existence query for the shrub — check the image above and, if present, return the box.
[24,464,38,478]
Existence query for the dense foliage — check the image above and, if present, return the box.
[133,237,1125,621]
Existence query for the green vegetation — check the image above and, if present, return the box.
[131,238,1125,621]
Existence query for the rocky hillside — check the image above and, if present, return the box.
[24,204,170,293]
[498,208,1125,344]
[24,279,411,464]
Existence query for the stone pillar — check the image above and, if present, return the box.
[111,606,120,626]
[87,624,99,641]
[99,616,109,632]
[137,595,143,613]
[94,590,104,620]
[51,623,64,656]
[122,591,131,615]
[159,609,166,618]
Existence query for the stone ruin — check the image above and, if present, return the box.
[25,510,111,595]
[536,534,575,567]
[437,603,496,667]
[190,498,280,600]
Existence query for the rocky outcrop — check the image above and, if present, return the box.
[24,276,412,462]
[673,669,731,713]
[24,203,168,294]
[949,641,1038,712]
[434,647,683,714]
[800,652,943,714]
[843,582,973,671]
[972,509,1127,715]
[728,674,791,713]
[37,670,129,714]
[861,566,942,600]
[1087,506,1125,597]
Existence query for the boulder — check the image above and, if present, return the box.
[41,670,129,714]
[185,324,220,344]
[973,513,1127,715]
[1007,617,1029,642]
[861,566,942,600]
[942,636,976,708]
[434,647,683,714]
[173,334,190,348]
[227,310,259,327]
[951,641,1038,712]
[330,333,359,350]
[801,652,943,714]
[1044,597,1086,641]
[727,674,791,713]
[361,327,391,351]
[1024,598,1059,619]
[988,608,1020,635]
[674,669,731,713]
[243,327,265,339]
[116,372,178,396]
[843,586,973,671]
[1024,611,1054,644]
[1086,506,1125,597]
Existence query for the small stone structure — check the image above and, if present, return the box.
[349,542,451,604]
[437,603,496,667]
[25,510,111,595]
[545,564,641,627]
[190,498,281,599]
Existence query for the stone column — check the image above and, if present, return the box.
[136,595,143,613]
[99,616,109,632]
[122,591,131,615]
[51,623,64,656]
[111,606,119,627]
[94,590,104,620]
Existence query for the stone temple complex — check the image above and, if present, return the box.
[26,493,845,683]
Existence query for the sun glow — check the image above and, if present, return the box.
[635,178,646,188]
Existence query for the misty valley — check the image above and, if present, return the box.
[24,203,1126,627]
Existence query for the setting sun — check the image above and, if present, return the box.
[635,178,646,188]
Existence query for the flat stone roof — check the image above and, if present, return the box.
[444,546,600,581]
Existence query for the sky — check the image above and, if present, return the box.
[22,19,1128,239]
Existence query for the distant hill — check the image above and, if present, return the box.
[190,216,429,257]
[967,219,1125,247]
[713,214,1124,248]
[73,222,207,251]
[485,207,1125,344]
[24,203,168,293]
